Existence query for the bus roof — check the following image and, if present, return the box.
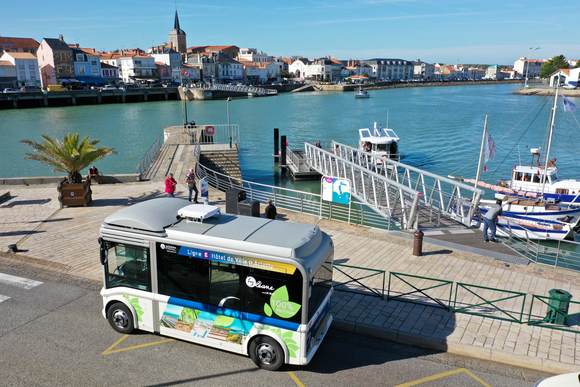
[101,198,329,261]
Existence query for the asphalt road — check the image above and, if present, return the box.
[0,267,554,387]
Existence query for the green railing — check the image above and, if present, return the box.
[333,263,386,298]
[527,295,580,333]
[453,283,527,323]
[387,272,454,310]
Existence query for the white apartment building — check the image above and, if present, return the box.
[150,47,182,83]
[412,60,435,80]
[238,48,272,63]
[0,52,40,87]
[364,58,414,80]
[514,58,544,78]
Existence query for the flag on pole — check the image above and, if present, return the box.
[563,95,577,112]
[483,166,487,172]
[484,132,496,163]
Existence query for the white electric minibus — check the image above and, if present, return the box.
[99,198,334,370]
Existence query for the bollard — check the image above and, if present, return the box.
[413,229,424,256]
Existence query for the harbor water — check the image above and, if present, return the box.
[1,83,579,197]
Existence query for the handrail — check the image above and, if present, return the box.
[333,263,386,299]
[387,272,454,310]
[454,283,527,323]
[136,134,163,175]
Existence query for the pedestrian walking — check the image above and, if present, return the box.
[185,168,199,203]
[483,199,503,242]
[265,199,277,220]
[165,173,177,198]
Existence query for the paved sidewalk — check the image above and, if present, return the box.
[1,181,580,375]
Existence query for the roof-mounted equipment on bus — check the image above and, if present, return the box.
[177,204,221,223]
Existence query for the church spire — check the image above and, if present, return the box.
[174,9,181,31]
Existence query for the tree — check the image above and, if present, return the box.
[280,70,293,79]
[21,133,116,183]
[539,55,569,78]
[575,61,580,69]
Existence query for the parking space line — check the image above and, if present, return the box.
[102,334,175,355]
[394,368,492,387]
[287,371,305,387]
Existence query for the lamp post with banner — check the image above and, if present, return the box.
[227,97,232,148]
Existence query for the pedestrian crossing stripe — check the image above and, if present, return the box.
[0,273,43,290]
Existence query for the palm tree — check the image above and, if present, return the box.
[21,133,117,183]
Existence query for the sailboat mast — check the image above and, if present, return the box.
[474,115,489,196]
[541,81,559,193]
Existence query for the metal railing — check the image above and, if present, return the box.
[331,141,485,227]
[387,272,454,310]
[453,283,527,323]
[333,264,386,298]
[192,141,397,230]
[164,124,240,147]
[136,134,163,175]
[304,143,422,230]
[528,295,580,333]
[209,83,277,95]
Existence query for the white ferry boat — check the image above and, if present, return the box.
[358,122,400,161]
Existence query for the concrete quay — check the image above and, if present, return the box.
[1,179,580,375]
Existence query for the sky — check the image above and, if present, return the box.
[3,0,579,65]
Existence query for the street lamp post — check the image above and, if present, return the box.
[524,47,540,88]
[227,97,232,148]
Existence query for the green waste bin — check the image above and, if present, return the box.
[546,289,572,325]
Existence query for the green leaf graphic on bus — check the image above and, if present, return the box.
[124,295,144,322]
[258,325,299,358]
[269,286,301,319]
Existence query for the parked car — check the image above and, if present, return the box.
[562,84,576,89]
[2,88,20,93]
[20,85,41,92]
[99,85,117,91]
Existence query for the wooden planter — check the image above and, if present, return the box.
[57,179,92,208]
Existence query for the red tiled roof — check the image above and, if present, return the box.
[0,37,39,50]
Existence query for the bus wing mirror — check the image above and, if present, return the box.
[98,237,108,265]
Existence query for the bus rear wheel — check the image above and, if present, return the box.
[249,336,284,371]
[107,302,134,334]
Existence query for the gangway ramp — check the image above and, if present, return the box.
[303,142,484,230]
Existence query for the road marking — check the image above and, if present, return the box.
[287,371,305,387]
[102,334,175,355]
[394,368,491,387]
[0,295,10,303]
[448,229,475,234]
[0,273,43,290]
[422,231,444,235]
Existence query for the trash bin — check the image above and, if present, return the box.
[238,199,260,217]
[546,289,572,325]
[226,188,246,214]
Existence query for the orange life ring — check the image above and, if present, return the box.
[205,126,215,136]
[382,154,390,161]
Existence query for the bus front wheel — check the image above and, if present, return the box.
[107,302,134,334]
[249,336,284,371]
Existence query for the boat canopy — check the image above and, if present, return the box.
[358,127,400,144]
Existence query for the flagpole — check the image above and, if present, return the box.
[474,115,488,200]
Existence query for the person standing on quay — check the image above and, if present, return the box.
[483,199,503,242]
[185,168,199,203]
[265,199,277,220]
[165,173,177,198]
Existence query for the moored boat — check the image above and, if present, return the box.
[358,122,400,161]
[354,87,370,99]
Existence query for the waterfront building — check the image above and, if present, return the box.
[214,52,243,84]
[289,57,341,82]
[549,68,579,87]
[169,10,187,54]
[485,64,508,80]
[513,58,545,79]
[101,63,120,85]
[185,53,216,84]
[241,62,259,84]
[0,57,18,89]
[37,36,74,88]
[412,60,435,80]
[150,47,182,84]
[180,63,201,84]
[0,37,39,56]
[364,58,413,81]
[0,52,40,88]
[69,45,107,87]
[101,51,157,85]
[238,48,272,63]
[257,62,281,84]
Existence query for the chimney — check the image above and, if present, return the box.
[59,34,64,41]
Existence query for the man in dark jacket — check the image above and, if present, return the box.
[483,199,503,242]
[265,199,277,220]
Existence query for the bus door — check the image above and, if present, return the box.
[100,240,156,332]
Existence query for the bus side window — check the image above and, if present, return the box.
[206,261,242,310]
[156,246,209,304]
[105,243,151,291]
